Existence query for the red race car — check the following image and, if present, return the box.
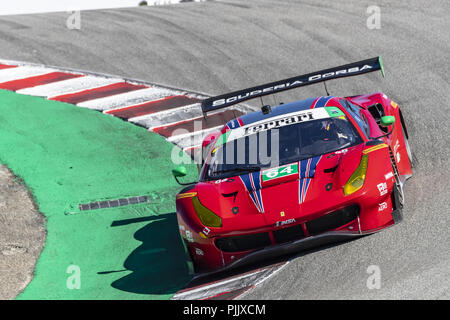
[172,57,413,273]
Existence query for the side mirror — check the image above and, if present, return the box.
[380,116,395,127]
[172,166,196,186]
[371,116,395,140]
[172,165,187,178]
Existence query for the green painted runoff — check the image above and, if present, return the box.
[0,89,197,299]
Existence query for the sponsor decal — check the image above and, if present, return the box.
[280,211,285,217]
[275,218,296,227]
[385,172,394,180]
[334,148,348,155]
[394,140,400,153]
[225,118,243,129]
[243,111,314,136]
[226,108,330,143]
[378,202,388,212]
[394,139,401,163]
[377,182,388,196]
[231,206,239,215]
[324,106,345,117]
[185,230,194,243]
[210,64,374,108]
[262,163,298,181]
[203,227,211,236]
[212,80,305,107]
[325,183,333,191]
[214,178,235,185]
[195,248,204,256]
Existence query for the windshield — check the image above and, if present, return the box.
[202,109,363,181]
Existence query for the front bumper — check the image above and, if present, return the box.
[194,209,399,275]
[209,231,362,275]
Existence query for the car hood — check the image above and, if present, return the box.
[197,144,364,231]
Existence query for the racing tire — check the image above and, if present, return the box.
[389,146,405,209]
[391,184,403,223]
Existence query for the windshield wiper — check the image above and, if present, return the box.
[212,166,261,175]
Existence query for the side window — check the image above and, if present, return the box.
[368,103,388,133]
[341,100,370,138]
[360,113,371,137]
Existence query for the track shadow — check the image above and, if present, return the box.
[107,212,193,296]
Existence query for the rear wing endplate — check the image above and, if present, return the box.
[201,56,385,115]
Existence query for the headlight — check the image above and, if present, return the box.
[343,154,368,196]
[192,197,222,228]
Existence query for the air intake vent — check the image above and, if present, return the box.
[215,232,271,252]
[273,224,305,244]
[306,205,359,235]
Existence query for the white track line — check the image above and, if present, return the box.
[77,87,174,111]
[183,144,201,153]
[171,268,269,300]
[129,104,254,130]
[0,59,257,154]
[166,126,222,150]
[129,103,203,129]
[18,75,121,98]
[171,262,288,300]
[0,66,56,83]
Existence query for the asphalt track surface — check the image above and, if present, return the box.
[0,0,449,299]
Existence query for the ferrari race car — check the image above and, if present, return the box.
[172,57,413,273]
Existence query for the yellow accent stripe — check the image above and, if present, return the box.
[176,192,197,199]
[362,143,388,155]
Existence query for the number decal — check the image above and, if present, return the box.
[280,166,293,175]
[262,163,298,181]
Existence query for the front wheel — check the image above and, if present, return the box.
[390,147,405,209]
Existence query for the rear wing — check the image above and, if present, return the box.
[201,56,385,115]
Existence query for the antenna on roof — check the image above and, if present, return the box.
[259,96,272,114]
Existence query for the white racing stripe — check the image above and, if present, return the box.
[0,66,56,83]
[77,87,175,111]
[18,75,121,97]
